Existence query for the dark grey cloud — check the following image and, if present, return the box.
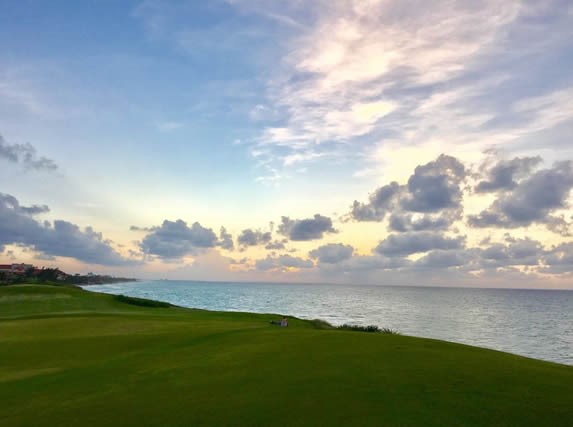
[414,249,474,269]
[475,156,542,193]
[322,254,411,272]
[374,231,465,257]
[238,228,272,247]
[350,182,401,221]
[468,161,573,234]
[542,243,573,274]
[350,155,466,233]
[255,254,314,271]
[388,212,453,232]
[278,214,336,241]
[140,219,218,259]
[265,240,287,250]
[400,154,467,213]
[479,237,543,267]
[130,225,158,232]
[0,134,58,172]
[0,192,133,266]
[219,227,234,251]
[309,243,354,264]
[20,204,50,215]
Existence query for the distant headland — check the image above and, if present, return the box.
[0,263,136,286]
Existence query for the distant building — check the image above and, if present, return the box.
[0,264,33,275]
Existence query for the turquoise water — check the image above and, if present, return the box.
[85,280,573,365]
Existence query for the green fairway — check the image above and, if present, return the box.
[1,285,572,426]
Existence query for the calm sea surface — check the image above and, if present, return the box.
[85,280,573,365]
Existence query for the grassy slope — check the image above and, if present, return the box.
[0,285,572,427]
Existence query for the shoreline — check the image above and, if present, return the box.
[2,283,572,426]
[79,283,573,367]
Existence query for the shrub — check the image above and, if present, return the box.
[337,324,399,334]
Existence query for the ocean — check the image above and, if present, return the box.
[84,280,573,365]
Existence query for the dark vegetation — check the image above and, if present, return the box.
[0,266,135,286]
[338,323,400,334]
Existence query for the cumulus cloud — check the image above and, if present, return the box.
[0,192,133,266]
[351,155,466,232]
[255,254,314,271]
[0,134,58,171]
[219,227,235,251]
[375,231,465,257]
[479,237,544,267]
[278,214,336,241]
[400,155,467,213]
[130,225,158,232]
[19,204,50,215]
[238,228,272,247]
[140,219,219,259]
[350,182,401,221]
[322,254,411,273]
[414,249,474,269]
[475,155,542,193]
[468,161,573,234]
[542,242,573,274]
[309,243,354,264]
[388,212,453,232]
[265,240,287,250]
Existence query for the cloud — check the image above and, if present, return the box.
[309,243,354,264]
[255,254,314,271]
[0,134,58,172]
[322,254,411,273]
[242,0,529,176]
[140,219,219,259]
[414,249,474,269]
[351,154,466,232]
[219,227,235,251]
[542,242,573,274]
[468,161,573,234]
[479,237,544,268]
[388,212,452,232]
[238,228,272,247]
[265,240,287,250]
[278,214,336,241]
[350,182,401,221]
[475,155,542,193]
[400,155,467,213]
[20,204,50,216]
[130,225,158,232]
[375,231,465,257]
[0,192,134,266]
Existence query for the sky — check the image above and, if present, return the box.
[1,0,573,288]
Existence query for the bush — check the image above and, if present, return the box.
[114,294,172,308]
[338,324,399,334]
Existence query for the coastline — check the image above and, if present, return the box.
[81,280,573,366]
[2,283,572,426]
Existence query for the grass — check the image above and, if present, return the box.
[1,284,572,426]
[113,294,173,308]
